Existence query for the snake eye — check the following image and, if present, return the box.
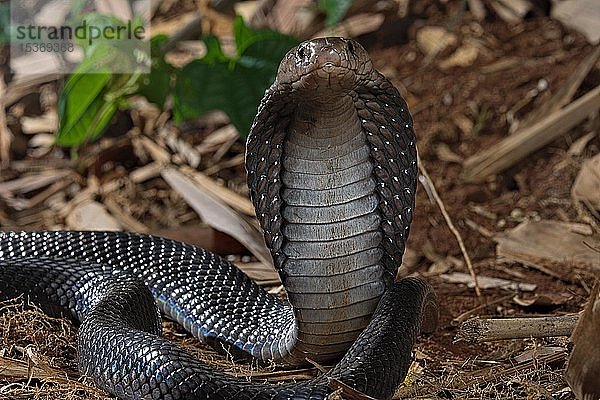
[348,41,355,55]
[298,47,305,59]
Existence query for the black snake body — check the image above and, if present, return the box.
[0,37,438,399]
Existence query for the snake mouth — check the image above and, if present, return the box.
[323,62,335,72]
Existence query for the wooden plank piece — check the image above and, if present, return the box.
[461,85,600,183]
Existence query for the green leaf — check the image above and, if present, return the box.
[137,35,173,107]
[233,15,293,57]
[238,34,298,71]
[57,72,117,147]
[202,35,228,64]
[56,45,140,147]
[173,17,298,137]
[318,0,354,26]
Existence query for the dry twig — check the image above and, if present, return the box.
[0,73,10,165]
[418,156,481,297]
[458,314,580,342]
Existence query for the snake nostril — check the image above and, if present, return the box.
[298,47,305,59]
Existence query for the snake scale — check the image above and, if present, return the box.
[0,37,438,400]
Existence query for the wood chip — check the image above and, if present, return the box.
[11,52,64,79]
[249,0,314,38]
[65,201,122,231]
[316,13,385,38]
[568,131,597,156]
[159,126,201,168]
[435,143,464,163]
[495,0,532,20]
[416,26,457,58]
[95,0,132,21]
[328,377,378,400]
[439,43,479,69]
[489,0,524,23]
[130,161,162,183]
[195,124,239,154]
[152,225,248,255]
[513,346,567,364]
[480,57,520,74]
[136,136,171,164]
[21,112,58,134]
[2,73,61,107]
[512,292,573,308]
[0,73,10,163]
[467,0,487,20]
[0,170,72,196]
[0,355,90,388]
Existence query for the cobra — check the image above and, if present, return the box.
[0,37,438,400]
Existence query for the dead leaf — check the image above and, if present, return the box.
[65,201,121,231]
[161,167,272,266]
[496,220,600,277]
[233,262,280,286]
[552,0,600,45]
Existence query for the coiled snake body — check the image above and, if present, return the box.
[0,38,438,400]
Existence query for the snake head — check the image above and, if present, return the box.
[275,37,373,97]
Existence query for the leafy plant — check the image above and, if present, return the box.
[318,0,354,27]
[56,44,142,147]
[56,15,153,147]
[173,16,298,137]
[56,16,298,149]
